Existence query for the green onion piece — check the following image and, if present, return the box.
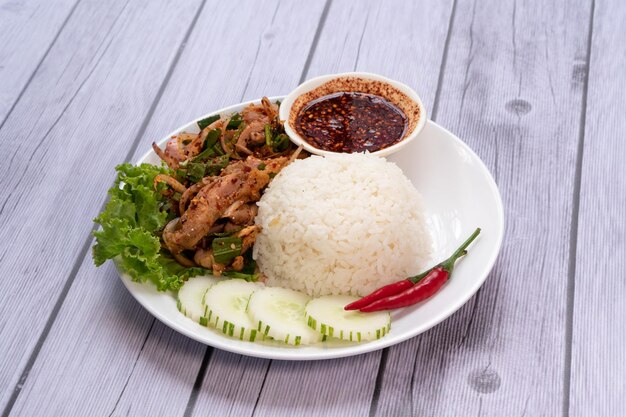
[192,130,221,162]
[212,237,242,264]
[186,162,206,183]
[240,256,256,275]
[197,115,220,130]
[272,133,290,152]
[264,124,272,147]
[212,142,225,156]
[175,168,187,179]
[257,162,266,170]
[204,129,221,150]
[231,122,246,145]
[206,155,230,176]
[192,147,215,163]
[227,113,242,130]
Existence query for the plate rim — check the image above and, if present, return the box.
[122,96,505,361]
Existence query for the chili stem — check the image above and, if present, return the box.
[440,227,481,272]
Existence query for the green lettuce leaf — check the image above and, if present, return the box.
[93,163,209,291]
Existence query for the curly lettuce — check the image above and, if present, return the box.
[93,163,208,291]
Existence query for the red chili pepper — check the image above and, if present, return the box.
[344,279,413,310]
[358,228,481,312]
[344,266,435,310]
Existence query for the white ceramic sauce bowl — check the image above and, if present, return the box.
[280,72,427,157]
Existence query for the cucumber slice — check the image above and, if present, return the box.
[177,275,219,325]
[305,295,391,342]
[203,279,260,341]
[248,287,322,346]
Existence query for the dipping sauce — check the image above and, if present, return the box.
[294,92,407,153]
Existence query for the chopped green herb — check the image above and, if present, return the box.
[186,162,206,182]
[213,142,225,156]
[257,163,266,170]
[240,254,257,275]
[275,99,281,107]
[264,124,272,147]
[206,155,230,176]
[197,115,220,130]
[272,133,290,152]
[191,129,221,163]
[191,147,214,163]
[204,129,221,150]
[212,237,242,264]
[227,113,242,129]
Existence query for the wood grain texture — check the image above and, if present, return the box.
[250,1,454,416]
[0,0,202,412]
[570,1,626,415]
[5,1,328,416]
[0,0,617,416]
[0,0,78,124]
[191,350,270,416]
[372,0,593,416]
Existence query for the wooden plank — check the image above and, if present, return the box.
[570,1,626,415]
[0,0,202,412]
[304,0,452,106]
[250,1,454,416]
[0,0,78,124]
[7,1,328,416]
[190,350,270,416]
[371,0,593,416]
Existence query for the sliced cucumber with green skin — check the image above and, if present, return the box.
[177,276,219,326]
[203,279,260,341]
[305,295,391,342]
[248,287,322,346]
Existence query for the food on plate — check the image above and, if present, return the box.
[305,295,390,341]
[93,97,301,291]
[248,287,322,346]
[177,275,218,324]
[346,228,481,312]
[203,279,261,341]
[253,152,432,297]
[178,276,390,346]
[93,91,477,349]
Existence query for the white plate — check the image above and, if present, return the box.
[119,97,504,361]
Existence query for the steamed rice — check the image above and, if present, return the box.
[253,153,431,297]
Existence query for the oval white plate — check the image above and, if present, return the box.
[119,97,504,361]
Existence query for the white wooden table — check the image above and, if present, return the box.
[1,0,623,415]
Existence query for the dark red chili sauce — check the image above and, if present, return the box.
[294,92,407,153]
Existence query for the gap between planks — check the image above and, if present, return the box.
[0,0,82,132]
[563,1,596,417]
[0,1,208,416]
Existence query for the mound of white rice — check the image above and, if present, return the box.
[253,153,431,297]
